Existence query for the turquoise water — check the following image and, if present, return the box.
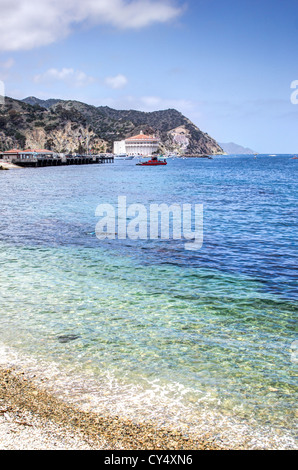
[0,155,297,435]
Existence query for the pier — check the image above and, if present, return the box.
[0,149,114,168]
[16,154,114,167]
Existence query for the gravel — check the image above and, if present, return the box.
[0,344,296,450]
[0,366,219,450]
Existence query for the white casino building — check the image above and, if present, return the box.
[113,131,160,156]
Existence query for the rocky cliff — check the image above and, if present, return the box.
[0,96,223,155]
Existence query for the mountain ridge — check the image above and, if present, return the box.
[0,95,223,155]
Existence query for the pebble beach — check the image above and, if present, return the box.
[0,343,296,451]
[0,364,222,451]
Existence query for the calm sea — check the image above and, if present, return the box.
[0,155,297,443]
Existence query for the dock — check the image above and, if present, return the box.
[0,149,114,168]
[15,154,114,167]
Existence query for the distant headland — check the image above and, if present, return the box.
[218,142,257,155]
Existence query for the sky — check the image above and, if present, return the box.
[0,0,297,153]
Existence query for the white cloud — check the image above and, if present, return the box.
[34,68,95,87]
[140,96,163,108]
[0,58,15,70]
[0,57,15,81]
[0,0,184,51]
[105,74,128,89]
[140,95,194,112]
[97,94,194,114]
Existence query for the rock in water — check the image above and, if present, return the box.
[57,334,80,343]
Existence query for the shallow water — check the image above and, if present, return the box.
[0,155,297,442]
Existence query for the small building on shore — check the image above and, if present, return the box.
[1,148,55,163]
[113,131,160,156]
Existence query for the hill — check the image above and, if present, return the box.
[0,96,223,155]
[219,142,257,154]
[22,96,62,109]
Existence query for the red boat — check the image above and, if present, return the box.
[136,156,167,166]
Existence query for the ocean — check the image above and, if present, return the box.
[0,154,297,447]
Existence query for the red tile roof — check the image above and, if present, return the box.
[23,149,53,153]
[126,133,158,142]
[4,148,20,153]
[4,148,53,153]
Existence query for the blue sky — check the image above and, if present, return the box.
[0,0,297,153]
